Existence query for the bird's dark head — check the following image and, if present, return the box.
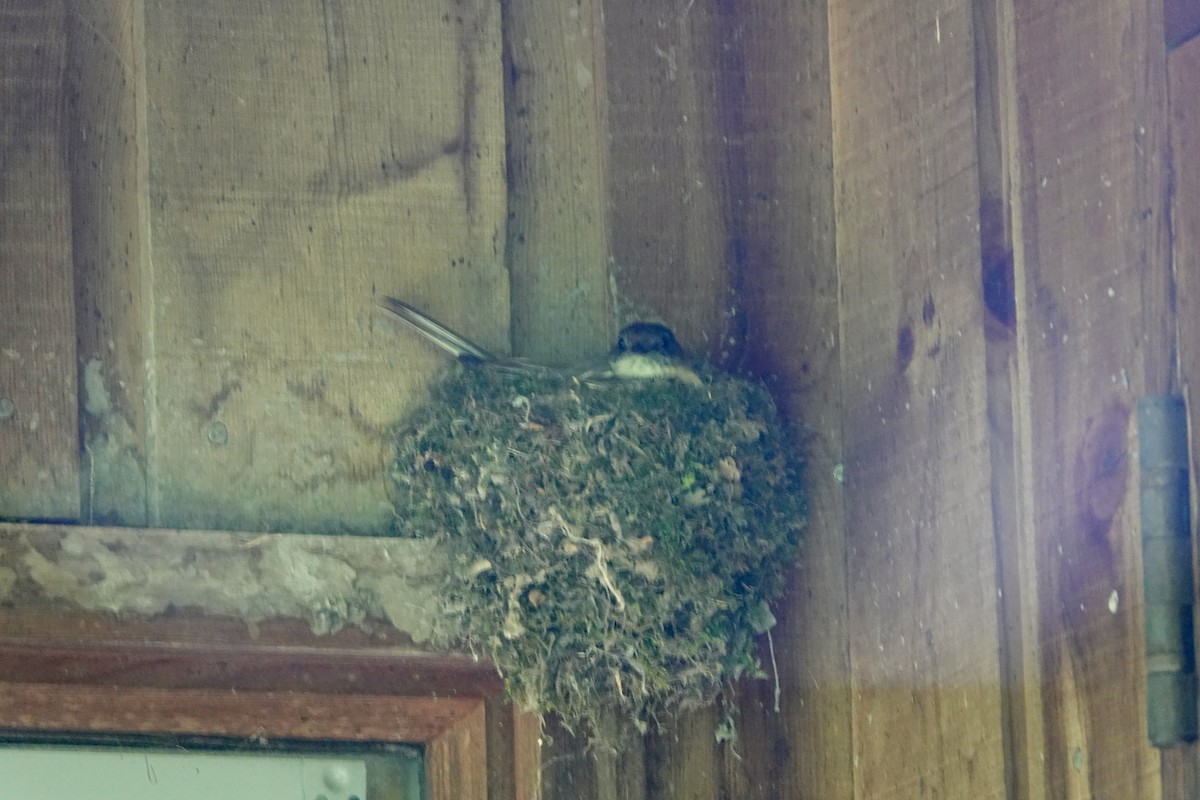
[615,322,683,358]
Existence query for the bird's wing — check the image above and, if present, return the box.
[379,296,498,365]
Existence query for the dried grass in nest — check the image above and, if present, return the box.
[389,364,804,736]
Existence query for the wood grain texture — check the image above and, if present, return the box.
[0,606,502,700]
[1165,33,1200,800]
[0,681,480,744]
[602,0,740,360]
[512,708,545,800]
[428,702,489,800]
[644,710,719,800]
[728,0,852,796]
[64,0,152,526]
[973,0,1051,796]
[503,0,614,364]
[0,0,81,522]
[1003,0,1170,795]
[827,0,1008,797]
[136,0,507,534]
[538,713,645,800]
[485,700,544,800]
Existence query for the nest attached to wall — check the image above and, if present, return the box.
[389,364,804,735]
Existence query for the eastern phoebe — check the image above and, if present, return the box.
[379,297,702,386]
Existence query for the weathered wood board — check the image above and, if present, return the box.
[137,0,508,534]
[727,0,852,797]
[600,2,758,796]
[69,0,510,534]
[4,0,1194,797]
[60,0,156,527]
[603,0,738,361]
[0,0,80,522]
[827,0,1009,796]
[503,0,613,365]
[972,0,1054,794]
[3,0,510,534]
[1001,0,1170,795]
[1165,32,1200,800]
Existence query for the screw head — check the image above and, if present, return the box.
[323,764,351,791]
[207,420,229,445]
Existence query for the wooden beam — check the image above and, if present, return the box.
[827,0,1009,796]
[0,0,81,522]
[1000,0,1171,794]
[1165,31,1200,800]
[727,0,851,796]
[503,0,613,364]
[602,0,739,359]
[973,0,1051,794]
[129,0,507,534]
[428,701,490,800]
[63,0,152,526]
[0,681,480,744]
[0,613,501,699]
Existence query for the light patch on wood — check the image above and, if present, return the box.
[80,358,145,525]
[2,523,448,642]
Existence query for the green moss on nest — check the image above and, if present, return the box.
[389,365,804,734]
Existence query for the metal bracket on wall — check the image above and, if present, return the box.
[1138,395,1198,745]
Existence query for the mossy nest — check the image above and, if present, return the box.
[389,364,804,734]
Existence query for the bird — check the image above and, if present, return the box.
[379,296,703,386]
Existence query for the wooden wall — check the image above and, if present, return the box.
[1167,28,1200,800]
[1,0,1197,798]
[3,0,509,535]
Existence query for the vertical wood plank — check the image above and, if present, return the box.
[139,0,507,533]
[512,707,545,800]
[973,0,1051,794]
[827,0,1009,797]
[644,712,719,800]
[729,0,852,796]
[1004,0,1171,794]
[64,0,152,526]
[428,702,489,800]
[597,1,769,796]
[1166,33,1200,800]
[602,0,739,357]
[0,0,81,522]
[485,699,544,800]
[503,0,613,364]
[538,714,645,800]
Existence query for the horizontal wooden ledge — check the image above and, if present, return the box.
[0,681,483,744]
[0,635,500,697]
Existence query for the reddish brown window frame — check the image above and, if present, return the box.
[0,524,539,800]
